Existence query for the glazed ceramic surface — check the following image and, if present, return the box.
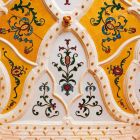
[0,0,140,139]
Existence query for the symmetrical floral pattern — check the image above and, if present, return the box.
[32,82,59,118]
[90,0,136,53]
[107,49,132,109]
[0,0,45,54]
[75,82,103,118]
[2,48,27,110]
[52,39,84,96]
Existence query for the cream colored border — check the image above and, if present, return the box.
[0,0,8,14]
[121,0,140,17]
[0,0,15,14]
[125,40,140,116]
[0,1,139,139]
[0,61,11,113]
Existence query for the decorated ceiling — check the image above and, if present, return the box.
[0,0,140,139]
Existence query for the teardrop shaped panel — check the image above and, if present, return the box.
[48,32,88,106]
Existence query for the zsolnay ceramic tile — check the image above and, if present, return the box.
[0,0,140,139]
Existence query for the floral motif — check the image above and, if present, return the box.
[107,49,131,109]
[32,82,59,118]
[3,49,27,98]
[52,39,84,96]
[75,82,103,118]
[0,0,45,54]
[90,0,136,53]
[2,48,27,111]
[112,65,123,76]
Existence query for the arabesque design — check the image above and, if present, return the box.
[2,48,27,111]
[32,82,59,118]
[0,0,45,54]
[107,48,132,109]
[52,39,84,96]
[75,82,103,118]
[90,0,136,53]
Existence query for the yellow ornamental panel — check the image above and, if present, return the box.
[102,41,136,113]
[80,0,140,61]
[0,0,55,62]
[0,42,33,113]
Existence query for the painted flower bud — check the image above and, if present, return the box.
[65,55,71,65]
[128,28,136,34]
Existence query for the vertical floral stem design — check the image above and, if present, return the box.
[52,39,84,96]
[107,50,131,109]
[0,0,45,54]
[90,0,136,53]
[75,82,103,118]
[2,48,27,111]
[3,49,27,99]
[32,82,59,118]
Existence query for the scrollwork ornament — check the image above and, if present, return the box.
[0,0,45,54]
[52,39,84,96]
[75,82,103,118]
[107,49,132,109]
[32,82,59,118]
[90,0,136,53]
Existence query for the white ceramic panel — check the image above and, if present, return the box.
[70,72,113,121]
[48,32,88,106]
[20,71,66,122]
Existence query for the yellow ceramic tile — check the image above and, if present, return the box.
[0,42,33,113]
[80,0,140,61]
[102,41,137,113]
[0,0,55,62]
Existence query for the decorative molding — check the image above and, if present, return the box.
[122,0,140,16]
[0,0,8,14]
[0,0,14,14]
[0,61,11,113]
[125,40,140,115]
[0,37,37,66]
[0,121,136,140]
[0,0,139,139]
[43,0,93,20]
[0,20,137,124]
[99,35,140,65]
